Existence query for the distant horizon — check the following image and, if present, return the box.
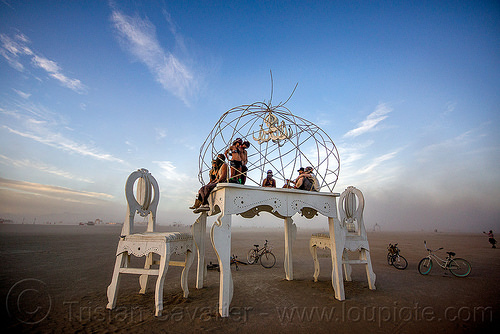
[0,219,491,234]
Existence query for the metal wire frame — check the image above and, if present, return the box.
[198,101,340,192]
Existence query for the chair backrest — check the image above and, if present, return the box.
[338,186,365,237]
[121,169,160,236]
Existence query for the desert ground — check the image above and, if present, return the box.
[1,223,498,333]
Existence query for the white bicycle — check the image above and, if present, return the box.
[418,241,471,277]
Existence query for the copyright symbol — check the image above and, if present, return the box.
[6,278,52,324]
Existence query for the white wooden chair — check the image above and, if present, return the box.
[106,169,195,316]
[310,186,376,300]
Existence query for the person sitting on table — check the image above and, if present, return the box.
[304,166,320,191]
[286,167,315,191]
[262,170,276,187]
[190,154,228,210]
[208,159,218,183]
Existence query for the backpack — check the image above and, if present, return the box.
[309,174,320,191]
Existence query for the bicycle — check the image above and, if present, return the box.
[231,254,248,271]
[387,243,408,270]
[207,255,248,271]
[418,241,471,277]
[247,240,276,268]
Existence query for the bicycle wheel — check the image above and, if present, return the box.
[392,255,408,270]
[449,258,471,277]
[418,258,432,275]
[387,253,394,265]
[247,249,258,264]
[260,251,276,268]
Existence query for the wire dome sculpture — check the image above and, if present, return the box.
[198,95,340,193]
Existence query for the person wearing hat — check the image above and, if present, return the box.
[284,167,311,190]
[286,167,319,191]
[304,166,320,191]
[262,170,276,187]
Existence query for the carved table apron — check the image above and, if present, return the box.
[191,183,340,317]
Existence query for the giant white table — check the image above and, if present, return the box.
[191,183,341,317]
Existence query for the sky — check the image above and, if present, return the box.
[0,0,499,232]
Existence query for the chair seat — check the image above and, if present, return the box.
[117,232,193,258]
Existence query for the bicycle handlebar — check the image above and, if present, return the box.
[423,240,444,252]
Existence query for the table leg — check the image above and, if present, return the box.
[210,212,233,317]
[191,212,207,289]
[283,217,295,280]
[329,216,346,301]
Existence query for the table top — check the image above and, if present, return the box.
[213,182,340,195]
[207,182,340,219]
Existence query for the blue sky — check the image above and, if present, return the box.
[0,1,499,232]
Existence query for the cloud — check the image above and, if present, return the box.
[153,160,190,182]
[0,154,94,183]
[110,9,196,105]
[1,97,125,165]
[150,160,200,210]
[357,151,398,174]
[3,125,124,163]
[0,33,25,70]
[0,33,87,93]
[417,125,488,165]
[0,98,54,121]
[337,140,374,167]
[155,128,167,140]
[344,103,392,138]
[12,89,31,99]
[0,177,113,202]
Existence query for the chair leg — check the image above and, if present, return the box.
[139,252,154,294]
[342,250,353,281]
[181,249,195,298]
[107,253,127,309]
[362,249,376,290]
[310,242,320,282]
[155,246,171,317]
[192,212,207,289]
